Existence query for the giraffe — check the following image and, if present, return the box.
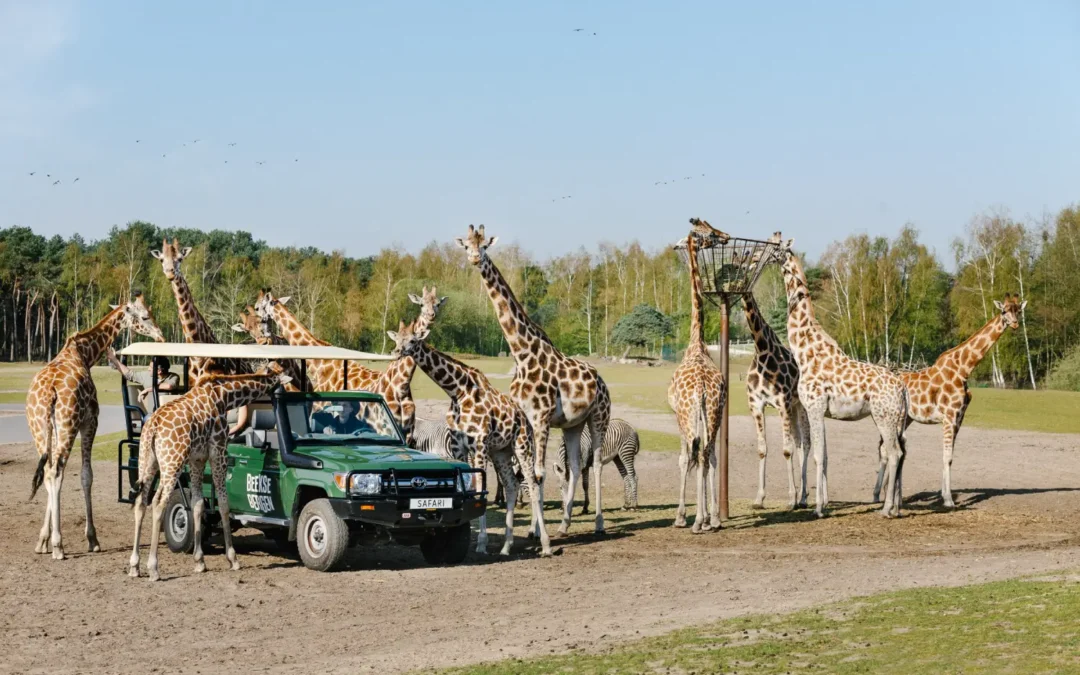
[667,226,725,531]
[253,287,444,443]
[456,224,612,536]
[387,318,553,557]
[774,239,909,517]
[743,291,811,509]
[128,367,292,581]
[26,294,165,559]
[230,305,303,392]
[874,294,1027,508]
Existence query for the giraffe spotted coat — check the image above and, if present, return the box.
[26,295,165,559]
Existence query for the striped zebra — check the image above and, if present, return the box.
[555,419,640,513]
[415,418,531,508]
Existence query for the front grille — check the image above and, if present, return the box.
[384,470,457,496]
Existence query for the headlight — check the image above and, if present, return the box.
[457,471,480,492]
[350,473,382,496]
[335,472,381,495]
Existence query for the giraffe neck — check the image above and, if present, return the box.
[780,253,823,355]
[476,255,552,361]
[209,376,279,410]
[686,234,706,349]
[70,307,127,367]
[272,304,325,346]
[170,273,216,343]
[412,342,471,400]
[743,295,779,354]
[940,314,1007,380]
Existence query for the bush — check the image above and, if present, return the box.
[1046,345,1080,391]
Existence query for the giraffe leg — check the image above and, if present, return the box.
[805,400,828,518]
[147,469,177,582]
[587,410,608,535]
[675,438,690,527]
[692,450,706,534]
[708,436,721,530]
[209,446,240,571]
[129,446,158,578]
[470,439,490,554]
[556,424,579,537]
[580,455,590,515]
[48,454,69,560]
[750,403,768,509]
[876,420,903,519]
[795,400,810,508]
[515,427,551,556]
[79,421,101,552]
[129,493,147,578]
[35,470,53,554]
[778,403,799,510]
[491,452,517,556]
[189,456,208,574]
[872,435,887,503]
[941,419,958,508]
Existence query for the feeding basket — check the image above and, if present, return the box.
[673,234,782,305]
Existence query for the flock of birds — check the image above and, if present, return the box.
[27,138,300,187]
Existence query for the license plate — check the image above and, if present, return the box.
[410,497,452,510]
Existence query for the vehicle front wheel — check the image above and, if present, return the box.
[164,489,197,554]
[297,499,349,572]
[420,524,471,565]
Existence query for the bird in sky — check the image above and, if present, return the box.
[573,28,583,31]
[28,172,35,176]
[73,178,79,183]
[46,174,51,178]
[228,142,237,147]
[162,154,166,158]
[256,161,266,165]
[52,180,60,185]
[224,160,228,164]
[294,158,299,162]
[193,139,200,144]
[745,210,751,215]
[135,139,140,143]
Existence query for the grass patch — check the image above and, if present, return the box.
[962,388,1080,434]
[0,364,127,405]
[636,429,682,453]
[436,575,1080,674]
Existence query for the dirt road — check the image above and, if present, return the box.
[1,410,1078,674]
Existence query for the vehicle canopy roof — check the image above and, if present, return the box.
[118,342,394,361]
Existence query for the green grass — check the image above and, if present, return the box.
[961,388,1080,434]
[436,575,1080,674]
[0,364,127,405]
[636,428,682,453]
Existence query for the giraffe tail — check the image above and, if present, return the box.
[29,393,57,501]
[690,391,708,465]
[131,426,156,508]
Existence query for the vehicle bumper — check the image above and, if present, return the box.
[328,495,486,529]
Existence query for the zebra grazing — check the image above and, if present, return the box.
[555,419,640,513]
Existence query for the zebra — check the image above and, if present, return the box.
[555,418,640,513]
[415,418,531,509]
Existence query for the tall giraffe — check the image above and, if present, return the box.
[151,238,249,384]
[128,367,292,581]
[775,240,909,517]
[230,305,303,392]
[26,294,165,559]
[254,287,444,443]
[667,226,725,531]
[874,294,1027,507]
[743,291,810,509]
[456,224,612,535]
[388,318,552,556]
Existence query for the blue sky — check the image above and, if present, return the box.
[2,1,1078,263]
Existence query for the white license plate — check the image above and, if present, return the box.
[410,497,452,510]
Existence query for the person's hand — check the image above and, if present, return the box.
[106,347,119,368]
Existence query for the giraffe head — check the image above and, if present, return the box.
[408,285,447,322]
[455,224,498,265]
[387,319,430,359]
[254,289,291,324]
[231,305,272,344]
[111,292,166,342]
[150,238,192,281]
[993,293,1027,330]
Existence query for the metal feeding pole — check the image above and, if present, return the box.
[674,230,781,520]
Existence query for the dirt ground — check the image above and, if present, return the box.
[2,403,1079,675]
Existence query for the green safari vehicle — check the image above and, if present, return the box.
[116,342,487,572]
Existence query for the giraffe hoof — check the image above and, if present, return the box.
[35,542,49,554]
[556,526,569,538]
[230,562,241,572]
[691,524,703,534]
[51,548,65,561]
[128,567,140,579]
[751,502,766,510]
[710,519,723,530]
[593,529,608,538]
[673,520,687,529]
[89,542,101,553]
[194,561,207,574]
[149,572,160,582]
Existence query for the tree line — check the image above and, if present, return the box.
[2,204,1079,389]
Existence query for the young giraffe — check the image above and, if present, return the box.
[388,318,553,557]
[457,224,612,536]
[152,238,250,384]
[254,287,445,443]
[774,239,909,518]
[128,367,292,581]
[230,305,303,392]
[26,294,165,559]
[874,294,1027,508]
[667,226,725,531]
[743,291,811,510]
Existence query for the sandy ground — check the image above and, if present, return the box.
[1,403,1079,674]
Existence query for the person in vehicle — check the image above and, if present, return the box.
[310,399,374,435]
[106,347,179,414]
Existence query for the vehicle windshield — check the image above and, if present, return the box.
[284,397,403,445]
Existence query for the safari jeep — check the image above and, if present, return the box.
[116,342,487,572]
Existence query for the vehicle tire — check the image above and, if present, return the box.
[442,523,471,565]
[297,499,349,572]
[420,524,471,565]
[164,489,195,554]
